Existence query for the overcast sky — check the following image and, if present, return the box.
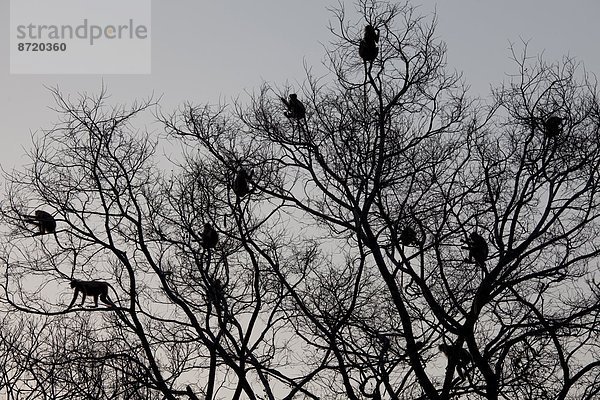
[1,0,599,169]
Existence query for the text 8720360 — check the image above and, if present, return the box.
[17,42,67,51]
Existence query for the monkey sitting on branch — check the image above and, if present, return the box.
[358,24,379,63]
[280,94,306,120]
[24,210,56,236]
[201,223,219,249]
[232,168,253,198]
[399,225,424,248]
[67,279,115,309]
[439,343,472,379]
[544,115,564,138]
[462,232,489,266]
[206,278,227,315]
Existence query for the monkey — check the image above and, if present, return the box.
[359,38,378,63]
[399,226,422,247]
[280,94,306,119]
[462,232,489,266]
[544,115,564,137]
[359,24,379,63]
[201,223,219,249]
[24,210,56,236]
[232,168,253,198]
[204,277,231,328]
[439,343,472,379]
[399,340,424,361]
[209,278,224,297]
[206,278,227,313]
[364,24,379,44]
[68,279,113,309]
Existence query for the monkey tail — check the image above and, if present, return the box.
[51,229,65,248]
[103,282,120,308]
[363,61,369,115]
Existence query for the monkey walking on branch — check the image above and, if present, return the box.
[67,279,116,309]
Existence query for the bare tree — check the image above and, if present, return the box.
[0,313,160,399]
[2,1,600,399]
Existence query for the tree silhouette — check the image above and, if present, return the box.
[2,1,600,399]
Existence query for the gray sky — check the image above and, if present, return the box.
[1,0,599,169]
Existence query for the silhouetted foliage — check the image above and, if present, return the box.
[2,1,600,399]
